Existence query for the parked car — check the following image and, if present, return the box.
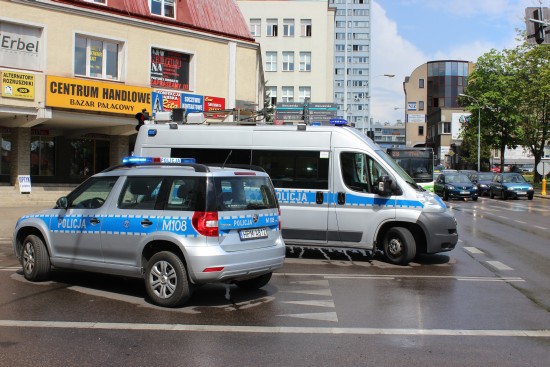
[434,172,478,201]
[489,172,534,200]
[467,172,495,197]
[490,166,501,173]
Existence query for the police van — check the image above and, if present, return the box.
[134,120,458,265]
[13,157,285,307]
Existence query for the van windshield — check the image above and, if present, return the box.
[375,149,421,191]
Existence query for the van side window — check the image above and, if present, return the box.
[341,152,388,194]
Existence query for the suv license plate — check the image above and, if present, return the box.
[239,227,268,241]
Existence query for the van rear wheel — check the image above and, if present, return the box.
[382,227,416,265]
[235,273,272,290]
[145,251,190,307]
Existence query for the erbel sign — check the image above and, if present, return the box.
[0,22,43,71]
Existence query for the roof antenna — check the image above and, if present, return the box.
[222,150,233,169]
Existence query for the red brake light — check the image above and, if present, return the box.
[278,207,282,230]
[203,267,224,273]
[192,211,219,237]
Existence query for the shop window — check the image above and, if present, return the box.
[69,138,110,178]
[1,134,12,176]
[149,0,175,18]
[75,35,122,80]
[30,136,55,176]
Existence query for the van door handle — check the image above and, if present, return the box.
[141,219,153,226]
[90,217,100,225]
[316,191,324,204]
[337,192,346,205]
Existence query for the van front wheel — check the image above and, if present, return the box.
[382,227,416,265]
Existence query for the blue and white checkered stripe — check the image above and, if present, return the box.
[218,213,279,235]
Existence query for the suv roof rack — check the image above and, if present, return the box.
[102,162,210,173]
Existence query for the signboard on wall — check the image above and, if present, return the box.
[150,48,190,90]
[407,102,417,111]
[0,21,43,71]
[451,112,471,140]
[1,71,34,100]
[407,114,425,123]
[46,76,152,115]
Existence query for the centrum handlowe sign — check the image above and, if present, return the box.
[46,76,152,115]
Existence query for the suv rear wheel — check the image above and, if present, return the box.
[145,251,190,307]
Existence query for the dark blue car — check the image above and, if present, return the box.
[434,173,478,201]
[468,172,495,197]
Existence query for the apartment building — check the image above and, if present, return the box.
[0,0,263,185]
[237,0,335,112]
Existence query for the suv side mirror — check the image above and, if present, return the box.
[376,175,393,197]
[56,196,68,209]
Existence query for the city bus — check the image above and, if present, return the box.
[386,147,435,192]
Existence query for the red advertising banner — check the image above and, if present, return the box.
[150,48,190,91]
[204,96,225,118]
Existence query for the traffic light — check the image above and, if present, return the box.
[135,110,149,131]
[533,8,546,44]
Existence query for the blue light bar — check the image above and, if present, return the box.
[122,156,196,165]
[330,118,348,126]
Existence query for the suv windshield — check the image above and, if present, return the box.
[215,176,278,211]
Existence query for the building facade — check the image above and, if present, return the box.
[1,0,263,185]
[330,0,371,131]
[237,0,335,112]
[371,121,405,149]
[403,60,475,167]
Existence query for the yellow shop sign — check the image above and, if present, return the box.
[46,76,151,115]
[1,71,35,100]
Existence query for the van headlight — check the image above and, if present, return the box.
[417,192,446,213]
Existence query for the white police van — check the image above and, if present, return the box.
[134,120,458,265]
[13,157,285,307]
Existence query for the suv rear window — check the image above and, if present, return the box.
[214,176,277,211]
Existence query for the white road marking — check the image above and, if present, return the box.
[514,220,527,224]
[534,225,548,230]
[283,289,332,297]
[283,300,335,308]
[277,312,338,322]
[276,273,523,282]
[0,320,549,337]
[290,280,330,287]
[463,247,484,254]
[486,261,514,271]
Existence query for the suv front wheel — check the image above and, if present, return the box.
[145,251,190,307]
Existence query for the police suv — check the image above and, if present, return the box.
[12,157,285,307]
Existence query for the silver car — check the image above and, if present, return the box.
[13,157,285,307]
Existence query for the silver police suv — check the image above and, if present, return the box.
[13,157,285,307]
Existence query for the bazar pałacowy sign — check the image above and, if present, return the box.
[46,76,152,114]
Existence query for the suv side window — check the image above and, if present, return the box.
[69,177,119,209]
[118,177,164,210]
[165,177,206,211]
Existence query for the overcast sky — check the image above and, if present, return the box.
[370,0,543,124]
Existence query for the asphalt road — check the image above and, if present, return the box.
[1,197,549,366]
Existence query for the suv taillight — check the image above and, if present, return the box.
[192,211,219,237]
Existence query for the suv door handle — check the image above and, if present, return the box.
[90,217,100,224]
[337,192,346,205]
[141,219,153,226]
[316,191,324,204]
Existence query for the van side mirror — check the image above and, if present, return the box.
[56,196,68,209]
[376,176,393,197]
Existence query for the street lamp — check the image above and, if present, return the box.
[459,93,481,172]
[364,74,395,136]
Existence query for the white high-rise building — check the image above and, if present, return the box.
[237,0,335,113]
[330,0,372,131]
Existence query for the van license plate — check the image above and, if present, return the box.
[239,227,268,241]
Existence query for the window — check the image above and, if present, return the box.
[418,126,424,136]
[282,52,294,71]
[283,19,294,37]
[151,48,191,90]
[282,86,294,102]
[68,177,119,209]
[75,35,121,80]
[299,52,311,71]
[119,177,165,210]
[418,101,425,110]
[165,177,206,211]
[0,132,12,175]
[300,19,311,37]
[299,87,311,103]
[149,0,174,18]
[265,52,277,72]
[30,136,55,176]
[443,122,451,134]
[336,33,346,40]
[84,0,106,3]
[267,86,277,105]
[419,78,425,88]
[267,19,278,37]
[340,152,389,194]
[250,18,261,37]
